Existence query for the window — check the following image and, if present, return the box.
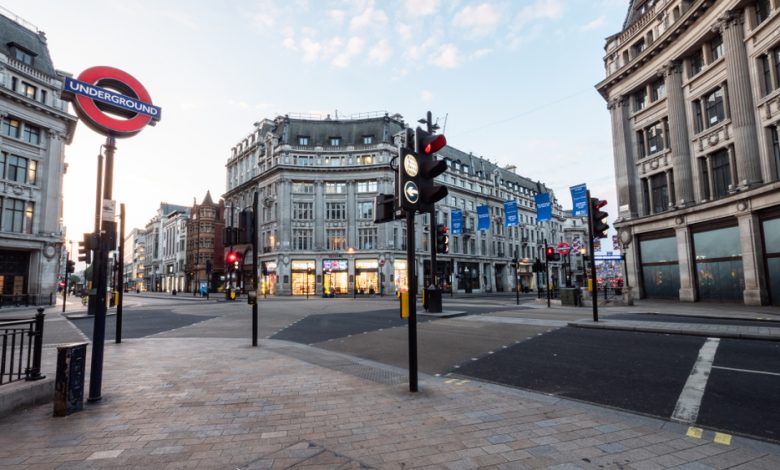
[0,153,4,179]
[362,135,373,145]
[292,229,312,250]
[711,150,731,198]
[27,160,37,185]
[755,0,771,25]
[21,82,36,99]
[357,180,377,193]
[771,127,780,180]
[326,202,346,220]
[13,48,33,65]
[357,154,374,165]
[650,173,669,213]
[690,50,704,77]
[295,155,313,166]
[358,227,377,250]
[23,124,40,145]
[710,34,724,62]
[647,122,665,154]
[297,136,310,145]
[357,201,373,219]
[632,39,646,59]
[652,78,666,101]
[292,182,314,193]
[326,229,346,250]
[2,118,20,138]
[761,54,773,96]
[1,198,31,233]
[7,155,28,183]
[705,88,725,126]
[633,88,647,112]
[329,137,341,146]
[325,182,347,194]
[775,48,780,92]
[637,130,646,159]
[292,202,313,220]
[693,100,704,133]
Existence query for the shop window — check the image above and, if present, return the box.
[693,226,744,301]
[639,236,680,299]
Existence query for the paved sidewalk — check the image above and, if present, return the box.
[1,336,779,469]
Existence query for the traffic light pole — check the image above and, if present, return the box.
[62,250,69,313]
[587,190,598,322]
[116,203,125,344]
[544,239,550,308]
[514,248,519,305]
[89,136,116,403]
[406,210,418,393]
[252,191,259,347]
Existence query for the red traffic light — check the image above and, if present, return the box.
[227,251,237,263]
[593,199,607,210]
[546,247,554,256]
[421,133,446,155]
[441,226,447,234]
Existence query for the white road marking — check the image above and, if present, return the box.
[671,337,720,424]
[712,365,780,377]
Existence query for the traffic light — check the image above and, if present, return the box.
[436,224,449,254]
[398,127,449,213]
[226,251,240,270]
[590,198,609,239]
[545,246,555,261]
[78,232,97,264]
[66,260,76,273]
[238,209,254,244]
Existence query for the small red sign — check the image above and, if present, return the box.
[557,242,571,255]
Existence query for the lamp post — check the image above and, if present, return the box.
[348,247,356,299]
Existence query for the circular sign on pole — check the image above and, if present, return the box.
[404,181,419,205]
[63,66,161,138]
[403,154,419,177]
[557,242,571,255]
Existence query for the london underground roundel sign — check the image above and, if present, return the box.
[64,66,161,138]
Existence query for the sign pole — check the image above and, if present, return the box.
[406,210,418,393]
[116,203,125,343]
[544,239,550,308]
[587,190,598,322]
[252,191,259,347]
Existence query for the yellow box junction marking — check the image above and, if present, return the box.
[714,433,732,445]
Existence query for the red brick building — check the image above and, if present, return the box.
[185,191,225,293]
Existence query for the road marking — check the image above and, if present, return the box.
[445,379,470,385]
[686,427,703,439]
[712,365,780,377]
[672,337,720,424]
[714,432,732,445]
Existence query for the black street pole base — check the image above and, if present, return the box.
[87,395,102,403]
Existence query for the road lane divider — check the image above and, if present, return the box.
[672,337,720,424]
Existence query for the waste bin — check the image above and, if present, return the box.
[54,342,88,417]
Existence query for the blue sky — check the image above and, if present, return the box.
[3,0,628,245]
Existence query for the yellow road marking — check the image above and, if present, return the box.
[714,433,732,445]
[686,427,703,439]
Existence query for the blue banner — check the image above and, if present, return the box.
[451,208,463,234]
[477,205,490,231]
[570,183,588,217]
[504,200,519,227]
[535,193,552,222]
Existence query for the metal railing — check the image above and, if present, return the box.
[0,293,53,308]
[0,309,45,385]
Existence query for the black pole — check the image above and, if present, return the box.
[587,190,599,322]
[406,211,418,392]
[544,239,550,308]
[116,203,125,343]
[515,248,519,305]
[252,192,259,347]
[87,154,103,318]
[89,136,116,402]
[62,250,69,313]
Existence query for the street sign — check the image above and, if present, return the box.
[403,181,419,204]
[557,242,571,255]
[594,254,623,261]
[63,66,161,138]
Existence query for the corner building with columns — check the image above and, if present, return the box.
[597,0,780,304]
[224,113,574,296]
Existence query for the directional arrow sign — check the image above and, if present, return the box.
[404,181,419,205]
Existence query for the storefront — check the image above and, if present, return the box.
[457,262,480,292]
[355,259,379,295]
[692,225,744,302]
[291,260,315,296]
[394,259,408,293]
[261,261,278,295]
[638,233,680,299]
[0,251,28,303]
[763,216,780,305]
[323,259,348,295]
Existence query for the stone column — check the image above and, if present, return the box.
[314,180,324,250]
[727,145,738,191]
[646,178,654,214]
[706,156,715,199]
[676,226,696,302]
[608,96,639,218]
[663,61,694,206]
[738,211,768,305]
[665,170,674,208]
[719,11,762,187]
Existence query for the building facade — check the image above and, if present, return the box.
[142,202,189,292]
[122,228,145,292]
[184,191,225,293]
[597,0,780,304]
[224,113,575,296]
[0,11,76,304]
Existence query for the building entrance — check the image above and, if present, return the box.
[323,259,349,295]
[291,260,315,296]
[355,259,378,295]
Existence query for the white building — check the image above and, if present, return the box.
[0,9,76,305]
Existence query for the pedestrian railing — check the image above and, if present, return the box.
[0,310,45,385]
[0,293,53,309]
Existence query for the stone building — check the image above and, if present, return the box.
[597,0,780,304]
[0,10,76,304]
[122,228,145,292]
[142,202,189,292]
[185,191,225,294]
[223,112,574,296]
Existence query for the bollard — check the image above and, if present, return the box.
[54,342,88,417]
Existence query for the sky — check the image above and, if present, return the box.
[3,0,628,250]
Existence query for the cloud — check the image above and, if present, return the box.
[350,4,388,31]
[453,3,501,37]
[328,9,346,25]
[301,38,323,63]
[397,24,413,42]
[421,89,434,102]
[368,39,392,65]
[404,0,439,16]
[516,0,564,27]
[431,44,459,68]
[579,16,606,32]
[469,48,492,60]
[253,13,275,31]
[332,36,365,67]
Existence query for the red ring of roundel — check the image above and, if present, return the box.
[74,66,154,135]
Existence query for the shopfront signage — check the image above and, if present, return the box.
[323,259,348,271]
[64,66,161,137]
[355,259,378,270]
[291,260,315,271]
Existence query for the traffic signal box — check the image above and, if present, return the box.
[78,232,100,264]
[589,198,609,239]
[436,224,449,254]
[398,127,448,213]
[545,246,560,262]
[66,260,76,273]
